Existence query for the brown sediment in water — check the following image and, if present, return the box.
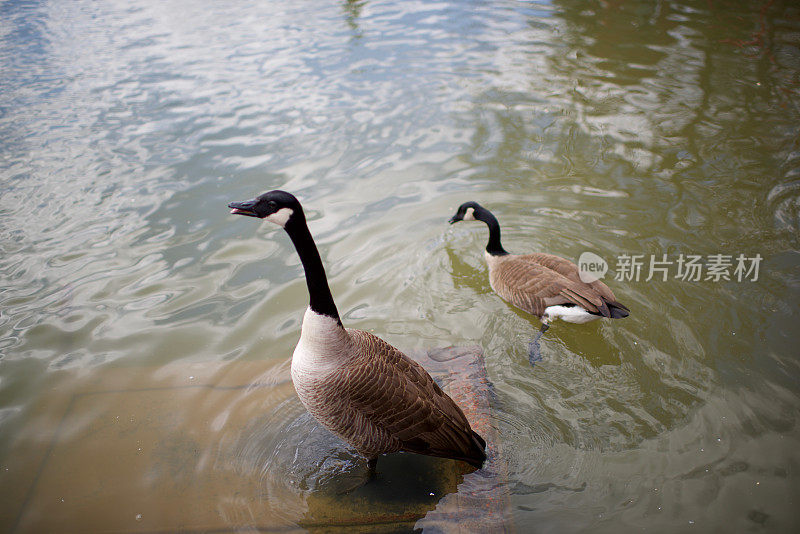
[4,347,508,533]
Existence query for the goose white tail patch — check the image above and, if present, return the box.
[266,207,293,227]
[543,305,600,324]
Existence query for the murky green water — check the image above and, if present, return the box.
[2,0,799,531]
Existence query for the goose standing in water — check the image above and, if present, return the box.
[229,191,486,477]
[449,201,629,364]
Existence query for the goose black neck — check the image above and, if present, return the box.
[284,216,341,324]
[476,208,508,256]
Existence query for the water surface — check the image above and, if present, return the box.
[1,0,799,532]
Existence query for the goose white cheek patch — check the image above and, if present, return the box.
[464,207,476,221]
[266,207,293,227]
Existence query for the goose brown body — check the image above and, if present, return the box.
[292,310,485,465]
[485,251,626,319]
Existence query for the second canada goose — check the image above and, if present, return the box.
[229,190,486,478]
[449,201,629,364]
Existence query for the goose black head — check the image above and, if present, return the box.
[449,201,483,224]
[229,190,303,227]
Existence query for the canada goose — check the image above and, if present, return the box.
[449,201,629,364]
[229,191,487,477]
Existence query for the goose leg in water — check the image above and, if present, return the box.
[367,457,378,479]
[336,457,378,494]
[528,323,550,365]
[336,458,378,495]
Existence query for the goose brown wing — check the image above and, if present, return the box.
[516,253,619,300]
[343,329,486,466]
[517,253,582,281]
[516,253,625,308]
[491,255,611,316]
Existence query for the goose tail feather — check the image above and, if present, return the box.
[608,301,630,319]
[467,431,488,468]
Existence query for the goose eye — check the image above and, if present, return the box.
[267,201,277,210]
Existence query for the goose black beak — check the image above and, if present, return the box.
[448,215,461,224]
[229,199,258,217]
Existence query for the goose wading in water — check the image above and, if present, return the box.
[229,190,487,479]
[449,201,629,365]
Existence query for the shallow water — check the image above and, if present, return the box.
[1,0,799,532]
